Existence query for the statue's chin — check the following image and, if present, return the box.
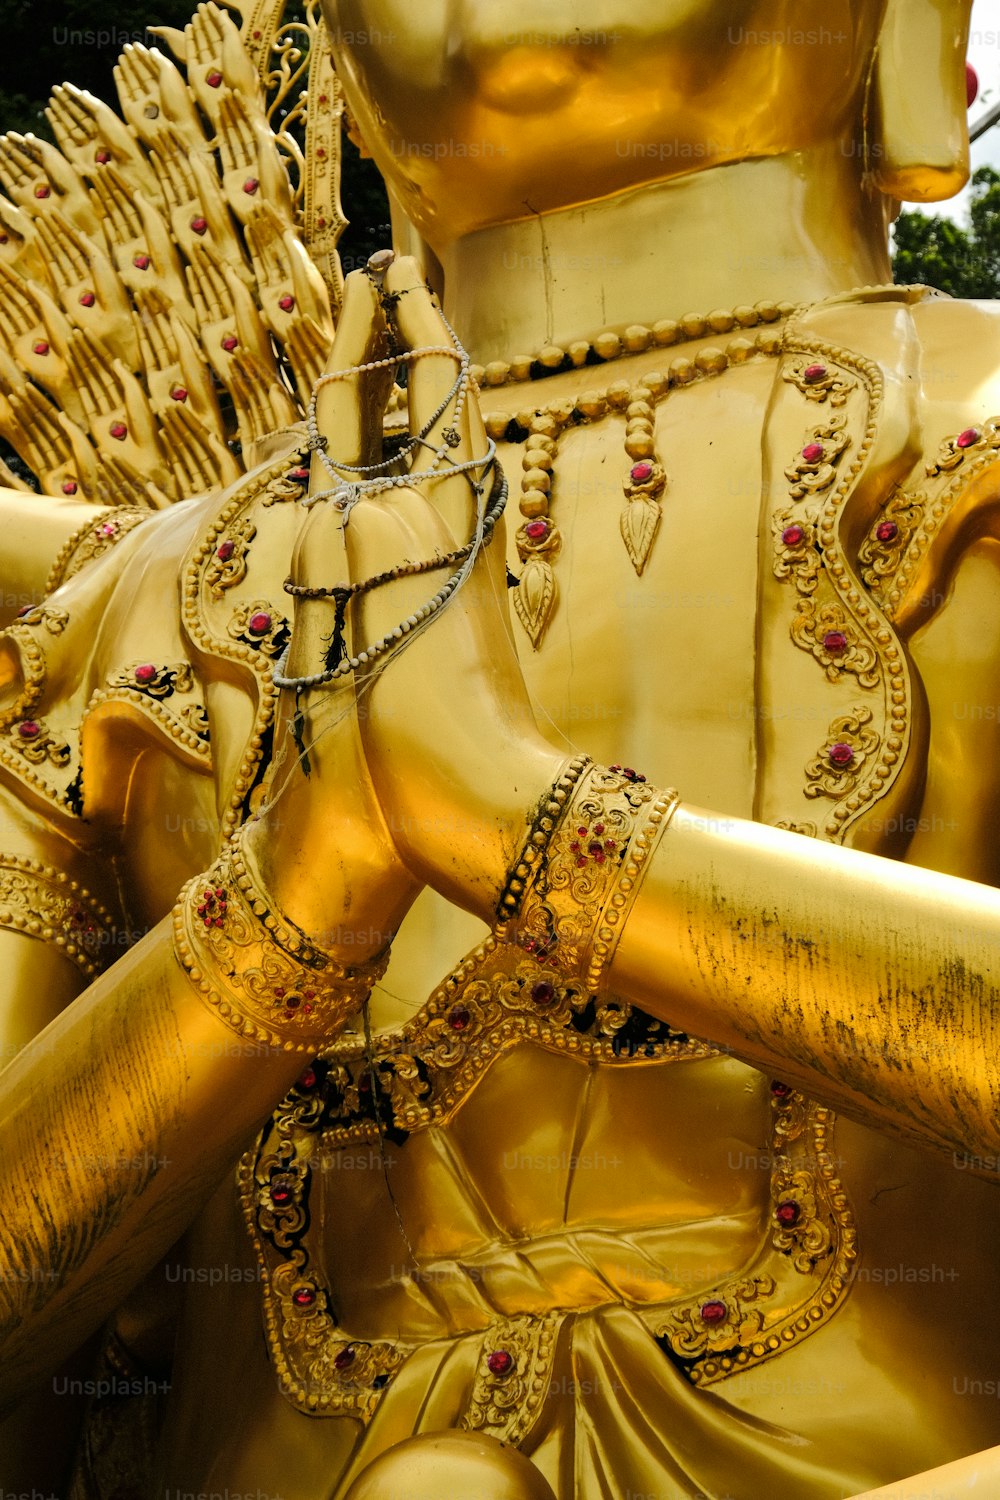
[469,49,584,113]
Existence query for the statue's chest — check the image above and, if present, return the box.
[501,363,770,816]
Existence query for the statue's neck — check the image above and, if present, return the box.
[436,144,894,364]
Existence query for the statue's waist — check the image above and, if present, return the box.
[318,1214,769,1343]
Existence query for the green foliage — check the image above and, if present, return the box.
[893,166,1000,298]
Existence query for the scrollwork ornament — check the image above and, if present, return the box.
[782,356,855,405]
[462,1314,560,1447]
[925,417,1000,477]
[804,707,879,800]
[785,414,850,500]
[790,600,880,687]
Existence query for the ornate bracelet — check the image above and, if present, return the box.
[495,761,679,995]
[172,834,390,1052]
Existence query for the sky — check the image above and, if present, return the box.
[933,0,1000,221]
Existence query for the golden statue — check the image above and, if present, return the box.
[2,2,1000,1496]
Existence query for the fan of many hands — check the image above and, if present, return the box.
[0,1,336,507]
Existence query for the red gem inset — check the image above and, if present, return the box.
[803,363,827,384]
[776,1200,801,1227]
[133,253,150,270]
[109,421,127,440]
[287,465,310,482]
[447,1006,471,1031]
[17,721,39,739]
[525,519,548,540]
[334,1346,356,1371]
[700,1300,728,1326]
[770,1080,792,1097]
[206,69,223,88]
[782,524,805,548]
[801,442,824,464]
[630,461,654,483]
[79,290,96,307]
[531,981,555,1008]
[298,1067,317,1089]
[292,1286,316,1308]
[248,611,272,636]
[94,148,111,165]
[216,539,235,561]
[823,630,848,656]
[171,387,188,403]
[98,521,118,537]
[134,664,157,684]
[61,479,78,495]
[221,335,238,352]
[33,183,51,199]
[957,427,980,450]
[875,520,898,543]
[270,1183,292,1205]
[242,177,259,195]
[278,294,295,312]
[190,216,208,235]
[487,1350,513,1377]
[32,341,49,357]
[828,742,855,769]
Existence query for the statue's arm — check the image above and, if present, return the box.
[0,487,106,625]
[0,910,304,1410]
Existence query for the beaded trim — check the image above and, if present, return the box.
[44,509,150,596]
[469,298,797,392]
[172,834,389,1053]
[0,855,118,978]
[654,1086,857,1387]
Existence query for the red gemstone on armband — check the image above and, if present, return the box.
[248,611,271,635]
[270,1183,292,1205]
[134,664,157,683]
[699,1300,727,1326]
[487,1350,513,1376]
[133,253,150,270]
[827,742,854,768]
[79,290,96,307]
[957,427,980,449]
[206,70,223,88]
[62,480,78,495]
[801,442,824,464]
[447,1006,471,1031]
[242,178,259,196]
[298,1067,317,1089]
[287,466,310,482]
[292,1286,316,1308]
[94,148,111,164]
[216,539,235,561]
[770,1080,792,1097]
[17,721,39,739]
[33,184,51,199]
[875,520,898,543]
[98,521,119,537]
[776,1200,801,1227]
[822,630,848,656]
[190,216,208,235]
[802,364,827,384]
[334,1346,356,1371]
[630,461,654,483]
[525,520,548,540]
[109,421,127,440]
[531,980,556,1008]
[278,294,295,312]
[32,341,49,357]
[171,387,188,403]
[221,335,238,352]
[781,524,805,547]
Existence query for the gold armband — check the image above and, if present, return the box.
[172,834,390,1052]
[496,758,679,994]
